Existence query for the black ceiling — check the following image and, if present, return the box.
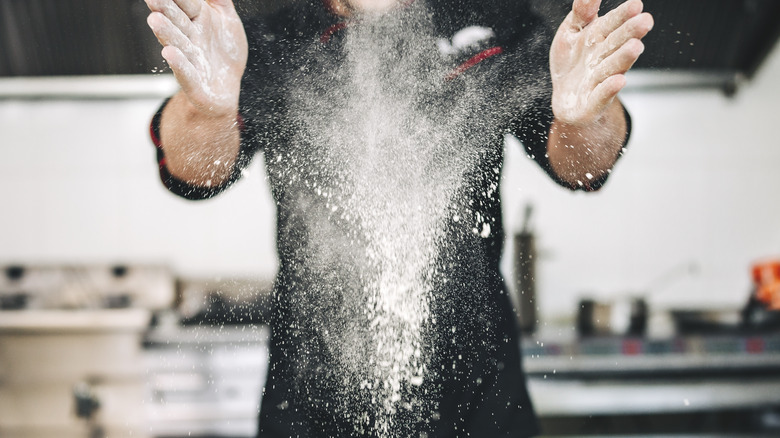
[0,0,160,76]
[530,0,780,79]
[1,0,779,81]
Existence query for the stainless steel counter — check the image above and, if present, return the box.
[143,325,268,438]
[142,325,780,437]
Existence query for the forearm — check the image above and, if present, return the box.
[546,98,627,187]
[159,92,242,188]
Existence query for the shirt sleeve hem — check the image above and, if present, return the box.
[150,99,248,201]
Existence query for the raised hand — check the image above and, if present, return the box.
[145,0,248,118]
[550,0,653,126]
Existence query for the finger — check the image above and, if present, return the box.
[161,46,204,100]
[147,12,198,62]
[591,0,644,39]
[598,12,654,63]
[590,74,626,110]
[145,0,197,38]
[569,0,602,30]
[591,38,644,86]
[173,0,203,20]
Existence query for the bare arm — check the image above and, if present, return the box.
[547,0,653,187]
[158,93,241,187]
[145,0,248,187]
[547,99,627,186]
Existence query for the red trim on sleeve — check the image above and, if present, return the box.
[150,121,162,148]
[445,46,504,81]
[237,113,246,132]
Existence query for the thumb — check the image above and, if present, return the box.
[569,0,602,30]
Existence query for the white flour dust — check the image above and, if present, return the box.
[272,1,551,435]
[286,9,473,431]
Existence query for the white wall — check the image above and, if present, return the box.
[1,43,779,318]
[0,98,278,279]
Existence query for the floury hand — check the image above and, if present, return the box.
[549,0,654,126]
[145,0,248,118]
[143,0,247,187]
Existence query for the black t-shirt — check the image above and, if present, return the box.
[151,1,622,437]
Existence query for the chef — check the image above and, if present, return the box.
[144,0,653,436]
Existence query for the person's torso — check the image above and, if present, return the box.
[237,1,550,433]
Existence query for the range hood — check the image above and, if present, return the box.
[1,0,779,95]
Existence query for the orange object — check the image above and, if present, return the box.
[752,260,780,310]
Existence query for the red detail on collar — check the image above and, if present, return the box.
[321,21,349,44]
[445,46,504,81]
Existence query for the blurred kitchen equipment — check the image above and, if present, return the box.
[665,259,780,335]
[742,259,780,331]
[0,309,151,438]
[752,259,780,310]
[0,266,28,310]
[177,277,273,325]
[144,325,268,437]
[141,277,272,435]
[513,204,538,334]
[0,263,174,438]
[670,308,742,335]
[73,381,104,438]
[577,297,648,337]
[0,264,175,311]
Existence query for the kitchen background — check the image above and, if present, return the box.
[1,0,780,437]
[1,0,779,318]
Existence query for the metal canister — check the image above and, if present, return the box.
[513,205,537,334]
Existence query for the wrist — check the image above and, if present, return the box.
[547,99,627,187]
[176,93,239,123]
[552,98,624,136]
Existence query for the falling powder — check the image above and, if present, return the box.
[284,10,467,433]
[257,1,553,435]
